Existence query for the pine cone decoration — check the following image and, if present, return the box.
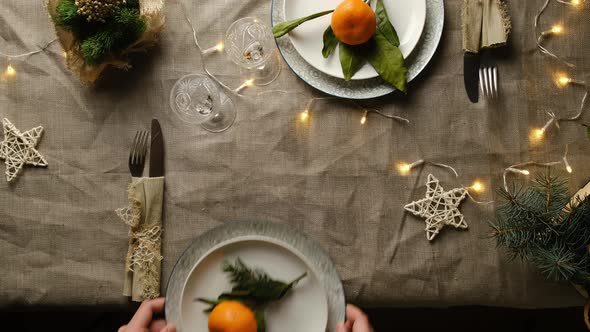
[75,0,127,23]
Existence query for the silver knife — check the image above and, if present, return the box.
[464,52,480,103]
[149,119,164,177]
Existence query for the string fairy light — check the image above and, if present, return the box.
[357,106,410,126]
[234,78,254,94]
[505,144,576,187]
[184,9,248,95]
[531,75,588,140]
[534,0,576,67]
[201,42,224,55]
[501,145,576,191]
[360,110,368,125]
[256,90,409,126]
[531,0,588,143]
[556,0,583,6]
[395,159,458,177]
[3,65,16,78]
[563,144,573,173]
[395,159,493,204]
[0,38,57,79]
[469,180,485,193]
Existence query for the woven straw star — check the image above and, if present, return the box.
[404,174,468,241]
[0,118,47,182]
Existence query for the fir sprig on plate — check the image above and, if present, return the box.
[196,258,307,332]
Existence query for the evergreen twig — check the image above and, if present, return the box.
[53,0,146,65]
[491,172,590,289]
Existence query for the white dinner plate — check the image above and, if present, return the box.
[285,0,426,80]
[272,0,444,99]
[180,237,328,332]
[166,221,346,332]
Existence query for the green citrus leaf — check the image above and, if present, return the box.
[375,0,399,47]
[254,308,266,332]
[272,10,334,38]
[339,42,365,81]
[364,32,407,92]
[322,25,338,58]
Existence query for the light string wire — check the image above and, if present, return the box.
[257,90,410,124]
[396,159,494,205]
[534,0,575,67]
[1,38,58,77]
[533,0,588,139]
[0,38,57,59]
[183,9,241,95]
[501,145,572,191]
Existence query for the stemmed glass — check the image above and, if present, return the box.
[169,74,236,133]
[225,17,281,86]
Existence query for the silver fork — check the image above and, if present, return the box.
[479,66,498,100]
[128,130,149,177]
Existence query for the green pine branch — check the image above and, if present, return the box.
[491,172,590,289]
[53,0,146,65]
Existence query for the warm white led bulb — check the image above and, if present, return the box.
[558,75,571,86]
[551,25,563,34]
[398,163,411,175]
[300,110,309,122]
[360,111,368,125]
[470,181,484,193]
[4,64,16,77]
[396,160,424,176]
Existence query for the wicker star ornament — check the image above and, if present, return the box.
[404,174,468,241]
[0,118,47,182]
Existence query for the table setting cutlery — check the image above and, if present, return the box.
[117,119,166,302]
[462,0,511,103]
[479,65,498,101]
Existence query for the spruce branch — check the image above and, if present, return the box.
[491,172,590,289]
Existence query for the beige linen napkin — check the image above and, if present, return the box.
[116,177,165,302]
[462,0,511,53]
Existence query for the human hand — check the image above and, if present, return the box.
[118,297,176,332]
[336,304,374,332]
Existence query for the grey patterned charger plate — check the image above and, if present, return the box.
[165,220,345,332]
[271,0,445,99]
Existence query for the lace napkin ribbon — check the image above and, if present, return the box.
[116,177,165,302]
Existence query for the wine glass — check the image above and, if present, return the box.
[169,74,236,133]
[225,17,281,86]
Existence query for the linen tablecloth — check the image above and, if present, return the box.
[1,0,589,307]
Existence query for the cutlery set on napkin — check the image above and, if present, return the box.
[116,119,165,302]
[462,0,511,103]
